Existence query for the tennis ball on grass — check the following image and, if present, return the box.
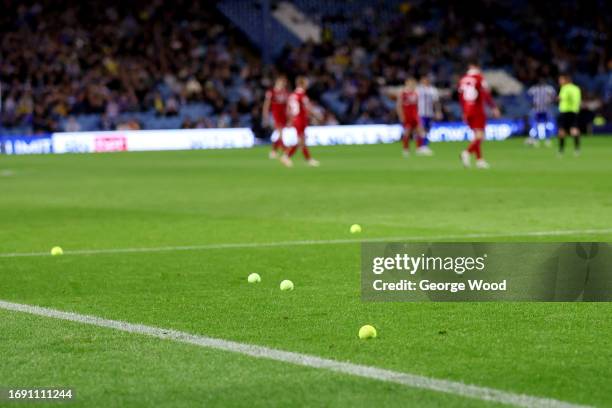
[358,325,377,339]
[247,273,261,283]
[350,224,362,234]
[280,280,294,291]
[50,246,63,256]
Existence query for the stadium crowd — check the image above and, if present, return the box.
[281,0,611,123]
[0,0,610,134]
[0,0,269,133]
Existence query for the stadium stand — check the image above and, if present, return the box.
[0,0,269,134]
[1,0,611,134]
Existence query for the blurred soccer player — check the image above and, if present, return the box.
[458,62,500,168]
[396,78,428,157]
[262,76,290,159]
[416,75,441,154]
[557,74,582,155]
[526,78,556,147]
[280,76,320,167]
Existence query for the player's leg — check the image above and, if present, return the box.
[269,124,285,159]
[570,113,581,155]
[420,117,431,145]
[571,127,580,153]
[558,129,567,154]
[281,143,296,167]
[525,114,537,146]
[415,127,423,149]
[280,127,297,167]
[536,113,546,142]
[527,112,544,147]
[272,125,285,152]
[570,127,580,154]
[557,113,568,154]
[540,112,553,147]
[297,133,309,159]
[461,115,487,168]
[461,136,474,168]
[298,129,319,167]
[470,130,489,168]
[402,124,411,157]
[415,123,433,156]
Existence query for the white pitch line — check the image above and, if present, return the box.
[0,300,589,408]
[1,228,612,259]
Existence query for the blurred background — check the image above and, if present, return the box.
[1,0,610,138]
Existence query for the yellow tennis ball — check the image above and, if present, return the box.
[50,246,63,256]
[350,224,362,234]
[247,273,261,283]
[279,279,294,291]
[358,325,377,339]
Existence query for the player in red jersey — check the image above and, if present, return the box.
[396,78,429,157]
[280,76,320,167]
[262,76,290,159]
[263,76,290,159]
[458,62,500,168]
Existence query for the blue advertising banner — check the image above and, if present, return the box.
[1,121,527,155]
[273,120,526,146]
[428,120,525,142]
[1,135,53,155]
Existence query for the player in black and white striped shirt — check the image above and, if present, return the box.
[526,79,556,146]
[416,76,441,155]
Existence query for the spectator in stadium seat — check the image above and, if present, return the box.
[181,117,194,129]
[195,117,213,129]
[64,116,81,132]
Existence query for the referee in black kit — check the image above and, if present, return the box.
[557,74,582,155]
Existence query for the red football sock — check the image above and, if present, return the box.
[302,146,311,160]
[402,135,410,150]
[416,136,423,148]
[286,145,298,157]
[467,139,482,159]
[272,138,284,151]
[467,140,476,154]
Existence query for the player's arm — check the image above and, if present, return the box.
[548,86,556,105]
[457,82,465,111]
[286,94,297,123]
[396,92,404,123]
[262,91,271,125]
[480,81,500,117]
[527,87,535,108]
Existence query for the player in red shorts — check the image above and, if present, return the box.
[396,78,429,157]
[280,76,320,167]
[262,76,290,159]
[458,62,500,168]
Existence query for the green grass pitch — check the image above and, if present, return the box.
[1,137,612,407]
